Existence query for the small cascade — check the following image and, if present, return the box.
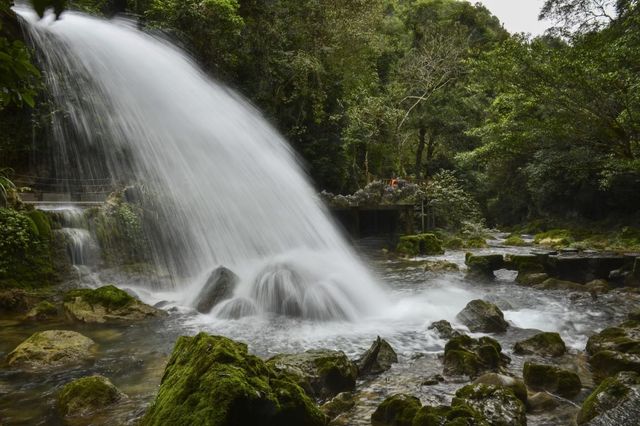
[40,206,100,269]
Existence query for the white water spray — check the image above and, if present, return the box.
[17,6,386,320]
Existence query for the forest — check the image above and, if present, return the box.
[3,0,639,227]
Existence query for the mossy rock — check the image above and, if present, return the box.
[514,332,566,357]
[267,349,357,399]
[142,333,327,426]
[586,321,640,356]
[428,320,461,339]
[472,373,527,404]
[396,234,444,257]
[589,350,640,379]
[321,392,355,421]
[515,272,549,286]
[444,237,464,250]
[505,254,544,273]
[577,371,640,425]
[356,336,398,376]
[464,237,488,249]
[25,300,58,321]
[371,393,421,426]
[534,278,585,292]
[534,229,573,247]
[26,210,52,240]
[464,254,504,278]
[443,335,508,378]
[456,299,509,333]
[423,260,459,273]
[6,330,96,370]
[452,384,526,426]
[58,375,125,418]
[504,236,526,246]
[523,362,581,399]
[0,289,31,313]
[412,403,486,426]
[64,285,164,324]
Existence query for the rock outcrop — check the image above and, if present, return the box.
[514,332,567,357]
[577,371,640,425]
[57,375,126,418]
[523,362,582,399]
[355,337,398,376]
[586,320,640,379]
[141,333,326,426]
[443,335,509,378]
[194,266,239,313]
[456,299,509,333]
[7,330,96,370]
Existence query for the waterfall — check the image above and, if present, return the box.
[16,6,386,321]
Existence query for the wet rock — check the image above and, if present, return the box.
[267,349,358,399]
[396,234,444,257]
[523,362,582,399]
[505,254,544,272]
[7,330,95,370]
[453,383,527,426]
[371,394,421,426]
[586,320,640,378]
[355,336,398,376]
[423,260,459,273]
[534,277,585,291]
[194,266,239,313]
[577,371,640,425]
[443,335,509,378]
[513,332,567,357]
[421,374,445,386]
[0,289,30,313]
[141,333,326,426]
[465,253,504,278]
[321,392,355,420]
[473,373,527,404]
[428,320,461,339]
[527,391,559,413]
[25,301,58,321]
[456,299,509,333]
[412,403,484,425]
[64,285,164,323]
[57,375,126,418]
[585,279,610,294]
[516,272,549,286]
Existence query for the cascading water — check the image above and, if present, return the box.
[16,5,386,321]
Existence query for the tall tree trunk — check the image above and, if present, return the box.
[424,133,437,178]
[414,126,427,179]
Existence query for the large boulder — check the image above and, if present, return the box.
[456,300,509,333]
[516,272,549,287]
[355,337,398,376]
[513,332,567,357]
[371,394,421,426]
[577,371,640,425]
[64,285,164,323]
[523,362,581,399]
[443,335,509,378]
[586,320,640,378]
[194,266,239,313]
[7,330,96,370]
[453,384,527,426]
[57,375,126,418]
[141,333,326,426]
[267,349,357,399]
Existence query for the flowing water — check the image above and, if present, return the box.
[5,6,640,426]
[16,5,385,321]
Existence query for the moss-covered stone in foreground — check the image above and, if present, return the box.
[443,335,509,378]
[396,234,444,257]
[142,333,327,426]
[577,371,640,425]
[371,394,421,426]
[58,375,125,418]
[453,383,526,426]
[523,362,581,399]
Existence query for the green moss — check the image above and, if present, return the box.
[444,237,464,250]
[26,210,52,240]
[452,384,526,426]
[26,300,57,319]
[523,362,581,398]
[514,332,566,357]
[396,234,444,257]
[443,335,506,378]
[58,375,123,417]
[589,350,640,378]
[577,372,640,425]
[504,236,526,246]
[464,254,504,276]
[142,333,326,426]
[412,404,484,426]
[534,229,573,247]
[65,285,134,310]
[464,237,488,248]
[371,394,421,426]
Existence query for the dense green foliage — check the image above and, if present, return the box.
[3,0,640,227]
